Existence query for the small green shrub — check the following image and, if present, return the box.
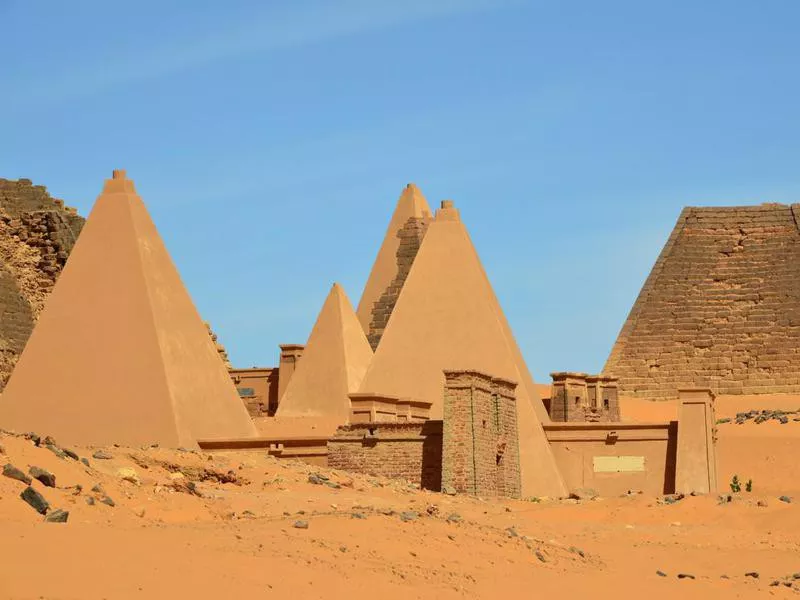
[730,475,741,493]
[745,479,753,493]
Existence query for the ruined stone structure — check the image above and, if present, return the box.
[0,178,84,389]
[232,367,279,417]
[356,184,432,349]
[441,370,521,498]
[328,421,443,491]
[605,203,800,399]
[549,372,620,422]
[366,212,431,350]
[0,171,257,447]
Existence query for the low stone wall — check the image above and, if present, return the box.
[543,422,678,496]
[328,421,443,490]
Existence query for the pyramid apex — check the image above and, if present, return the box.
[102,169,136,194]
[436,199,460,221]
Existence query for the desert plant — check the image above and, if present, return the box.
[730,475,741,493]
[745,479,753,493]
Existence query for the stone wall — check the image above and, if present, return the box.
[328,421,443,490]
[605,204,800,399]
[0,178,84,388]
[367,215,431,350]
[441,370,521,498]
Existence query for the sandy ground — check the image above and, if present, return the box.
[1,424,798,600]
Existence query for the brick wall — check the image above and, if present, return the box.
[367,215,431,350]
[0,178,84,388]
[328,421,443,490]
[605,204,800,399]
[441,370,521,498]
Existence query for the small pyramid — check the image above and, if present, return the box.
[276,283,373,420]
[357,201,566,498]
[356,184,432,345]
[0,170,257,447]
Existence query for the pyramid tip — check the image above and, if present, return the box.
[102,169,136,195]
[112,169,127,180]
[436,199,460,221]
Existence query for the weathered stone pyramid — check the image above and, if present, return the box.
[0,170,257,447]
[277,283,373,420]
[0,178,84,389]
[605,203,800,399]
[358,201,566,498]
[356,183,432,349]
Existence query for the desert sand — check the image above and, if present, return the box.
[1,423,798,600]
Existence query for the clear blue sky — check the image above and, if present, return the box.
[2,1,799,381]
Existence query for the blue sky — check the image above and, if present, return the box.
[2,0,799,381]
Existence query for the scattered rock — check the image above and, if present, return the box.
[91,483,105,494]
[63,448,79,461]
[325,481,342,490]
[85,496,95,506]
[569,546,586,558]
[716,418,731,424]
[779,495,792,504]
[3,463,32,485]
[116,467,139,485]
[745,571,759,579]
[535,550,547,563]
[677,573,695,580]
[100,496,116,507]
[505,527,519,538]
[442,485,457,496]
[45,444,67,459]
[20,486,49,514]
[80,458,90,468]
[757,500,769,507]
[656,570,667,577]
[793,573,800,580]
[293,520,309,529]
[351,512,367,520]
[44,509,69,523]
[28,466,56,488]
[399,511,419,522]
[307,473,329,485]
[92,450,113,460]
[569,488,599,501]
[24,432,41,446]
[659,493,685,505]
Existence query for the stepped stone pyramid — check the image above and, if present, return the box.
[0,178,84,389]
[605,203,800,399]
[276,283,373,420]
[358,200,566,498]
[356,184,432,349]
[0,170,257,447]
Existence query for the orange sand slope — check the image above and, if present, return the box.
[0,429,798,599]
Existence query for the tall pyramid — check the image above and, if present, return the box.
[357,201,566,498]
[604,203,800,399]
[0,170,257,447]
[276,283,373,420]
[356,184,432,349]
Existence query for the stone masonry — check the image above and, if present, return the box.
[605,204,800,399]
[327,421,443,491]
[441,370,521,498]
[549,372,620,422]
[367,215,431,350]
[0,178,84,388]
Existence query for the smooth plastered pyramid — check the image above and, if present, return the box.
[356,183,431,339]
[0,170,257,447]
[358,201,566,497]
[277,283,373,420]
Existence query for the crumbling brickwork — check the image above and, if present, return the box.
[441,370,521,498]
[605,204,800,399]
[0,178,84,388]
[367,215,431,350]
[328,421,443,490]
